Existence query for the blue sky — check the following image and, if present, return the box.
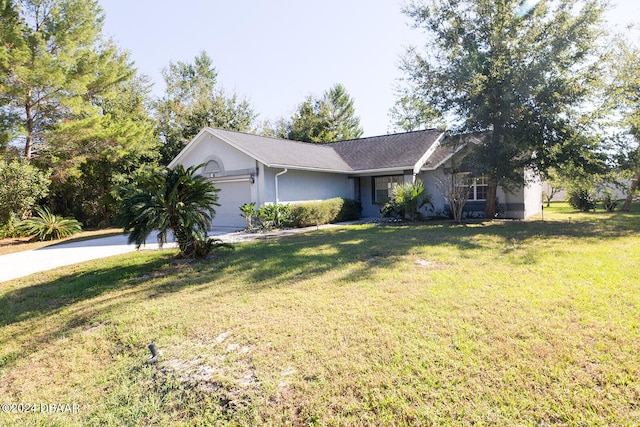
[101,0,639,137]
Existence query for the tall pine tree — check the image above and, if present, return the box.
[0,0,133,160]
[0,0,158,226]
[286,83,363,143]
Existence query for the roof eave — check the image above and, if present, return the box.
[412,131,447,175]
[421,143,468,171]
[266,164,353,173]
[348,166,415,175]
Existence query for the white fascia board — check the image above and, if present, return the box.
[421,143,468,171]
[347,167,414,176]
[267,164,354,174]
[413,131,447,175]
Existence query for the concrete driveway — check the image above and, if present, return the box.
[0,234,179,283]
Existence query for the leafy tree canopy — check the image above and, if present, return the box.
[155,51,257,164]
[389,85,444,132]
[400,0,610,217]
[36,75,159,227]
[0,159,49,228]
[0,0,158,227]
[609,38,640,211]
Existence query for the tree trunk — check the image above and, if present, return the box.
[484,173,498,219]
[621,169,640,212]
[24,99,34,160]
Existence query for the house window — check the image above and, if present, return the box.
[473,175,488,200]
[373,175,404,203]
[455,173,488,201]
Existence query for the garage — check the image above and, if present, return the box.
[210,178,252,230]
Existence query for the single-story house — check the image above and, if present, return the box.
[168,127,542,229]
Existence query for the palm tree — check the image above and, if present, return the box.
[118,164,220,258]
[382,179,432,221]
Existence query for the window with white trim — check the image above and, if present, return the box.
[373,175,404,203]
[473,175,488,200]
[455,173,488,201]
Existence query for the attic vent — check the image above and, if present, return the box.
[203,160,222,177]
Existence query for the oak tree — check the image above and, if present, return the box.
[400,0,609,218]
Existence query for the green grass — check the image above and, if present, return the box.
[0,202,639,425]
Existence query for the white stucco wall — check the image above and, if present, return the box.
[172,133,261,229]
[175,133,258,172]
[262,167,352,204]
[500,171,542,219]
[523,170,543,218]
[419,170,447,216]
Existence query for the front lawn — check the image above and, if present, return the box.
[0,203,638,425]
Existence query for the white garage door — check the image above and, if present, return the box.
[211,180,252,230]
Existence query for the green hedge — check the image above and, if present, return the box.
[288,198,361,228]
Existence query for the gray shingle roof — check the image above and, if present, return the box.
[199,127,447,173]
[421,144,459,170]
[329,129,445,171]
[206,128,351,172]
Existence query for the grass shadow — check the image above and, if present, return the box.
[0,252,177,327]
[3,208,637,329]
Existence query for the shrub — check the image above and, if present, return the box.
[568,188,597,212]
[601,191,618,212]
[0,213,30,239]
[19,206,82,241]
[382,180,432,221]
[117,164,220,259]
[239,202,257,230]
[335,198,362,222]
[187,237,233,259]
[289,198,361,227]
[0,160,50,232]
[289,200,338,227]
[257,204,291,230]
[241,199,361,231]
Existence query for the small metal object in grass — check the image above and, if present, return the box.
[147,343,160,364]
